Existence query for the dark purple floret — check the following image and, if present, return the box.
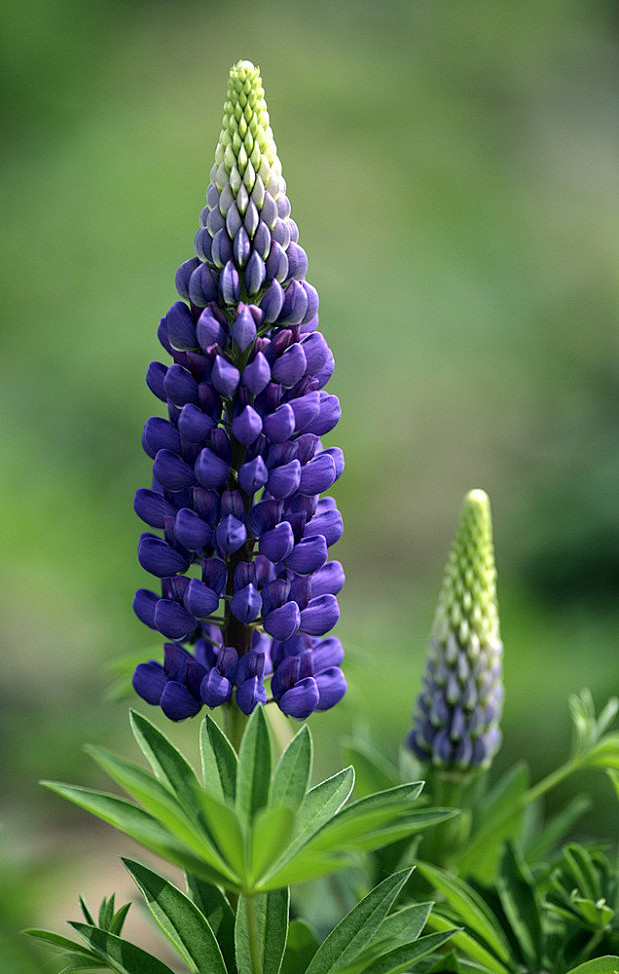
[132,60,345,722]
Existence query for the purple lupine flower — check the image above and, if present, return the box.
[132,60,346,721]
[407,490,504,773]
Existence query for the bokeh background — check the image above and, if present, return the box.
[1,0,618,968]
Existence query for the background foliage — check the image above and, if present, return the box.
[1,0,617,969]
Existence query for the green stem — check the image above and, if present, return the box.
[224,702,248,753]
[246,895,263,974]
[522,757,579,807]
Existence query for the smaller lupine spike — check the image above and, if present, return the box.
[408,489,504,773]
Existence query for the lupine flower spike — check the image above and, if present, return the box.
[132,60,346,722]
[408,489,504,774]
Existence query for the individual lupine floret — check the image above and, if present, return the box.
[408,489,504,772]
[132,61,346,722]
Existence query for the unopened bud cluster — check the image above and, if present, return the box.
[408,489,503,772]
[132,61,346,722]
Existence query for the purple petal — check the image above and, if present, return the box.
[194,447,229,488]
[278,677,319,720]
[232,405,263,446]
[230,583,262,623]
[178,403,215,443]
[134,489,175,529]
[232,304,257,350]
[304,509,343,547]
[311,561,345,597]
[165,301,198,351]
[175,257,200,300]
[215,515,247,554]
[242,351,271,395]
[174,508,211,549]
[263,601,301,641]
[133,661,167,705]
[259,521,294,563]
[146,361,168,401]
[263,404,296,444]
[267,459,301,499]
[236,676,267,715]
[315,667,347,711]
[153,450,196,491]
[271,343,307,388]
[184,578,220,618]
[238,456,269,494]
[298,454,336,496]
[200,669,233,708]
[211,356,240,399]
[138,534,189,577]
[285,535,328,576]
[189,262,219,307]
[164,364,199,407]
[161,681,202,720]
[154,598,196,640]
[299,594,340,636]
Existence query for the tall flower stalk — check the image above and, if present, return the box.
[131,61,346,739]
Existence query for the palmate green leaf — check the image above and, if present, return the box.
[425,912,510,974]
[495,840,542,972]
[184,872,235,974]
[235,889,289,974]
[258,851,360,890]
[69,922,176,974]
[271,724,312,813]
[129,710,201,808]
[249,804,295,886]
[122,859,227,974]
[84,746,225,866]
[416,862,511,967]
[195,790,246,881]
[236,706,272,823]
[360,929,457,974]
[305,868,412,974]
[24,928,97,960]
[371,902,434,947]
[566,958,619,974]
[42,782,238,888]
[264,766,355,876]
[281,920,320,974]
[200,714,238,803]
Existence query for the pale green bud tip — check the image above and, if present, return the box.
[433,488,499,649]
[212,60,282,198]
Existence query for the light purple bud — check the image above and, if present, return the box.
[175,257,200,301]
[211,356,240,399]
[225,202,242,238]
[286,535,328,576]
[138,534,189,577]
[153,450,196,491]
[163,364,199,406]
[133,661,166,704]
[279,677,319,720]
[260,279,285,323]
[305,393,341,436]
[244,200,259,238]
[312,636,345,671]
[263,403,296,444]
[299,594,340,636]
[196,308,227,351]
[200,669,233,708]
[314,350,335,389]
[271,218,291,249]
[236,675,267,715]
[174,508,211,549]
[263,601,301,641]
[253,222,271,260]
[310,560,345,598]
[220,261,241,305]
[238,456,269,494]
[194,226,212,262]
[189,262,219,307]
[246,499,283,537]
[231,405,263,446]
[301,282,319,323]
[215,515,247,553]
[301,332,329,375]
[207,205,225,236]
[259,521,294,563]
[260,191,278,228]
[165,301,198,351]
[244,251,266,296]
[211,227,233,268]
[315,667,347,711]
[298,453,336,496]
[154,598,195,640]
[278,279,308,325]
[272,343,307,388]
[267,458,302,499]
[194,447,229,488]
[202,557,227,595]
[142,417,181,459]
[230,583,262,624]
[146,361,168,401]
[266,241,289,283]
[184,578,220,619]
[233,226,251,268]
[133,588,159,628]
[232,305,257,351]
[178,403,214,443]
[277,195,291,219]
[242,351,271,395]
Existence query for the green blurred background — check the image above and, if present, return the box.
[1,0,618,968]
